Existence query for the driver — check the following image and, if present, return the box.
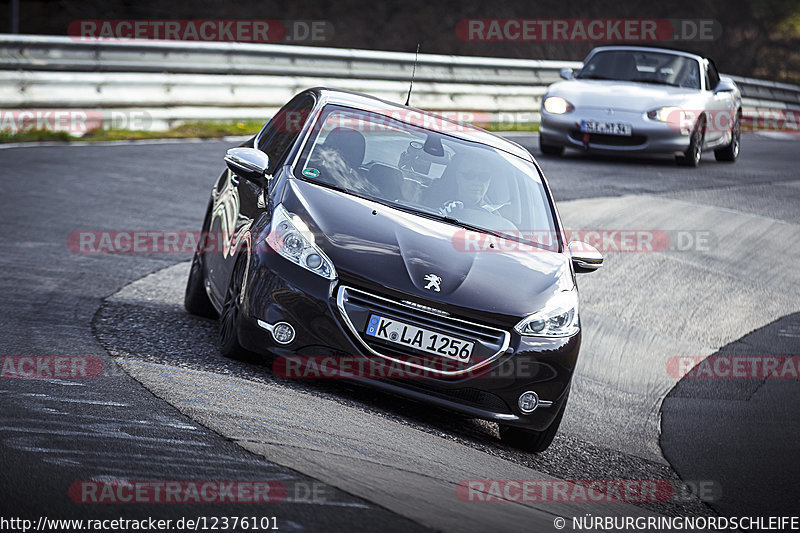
[440,154,504,216]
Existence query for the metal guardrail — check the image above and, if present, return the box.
[1,34,799,130]
[0,35,578,82]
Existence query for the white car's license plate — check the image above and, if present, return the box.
[580,120,632,136]
[365,314,474,362]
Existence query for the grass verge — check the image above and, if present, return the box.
[0,119,539,144]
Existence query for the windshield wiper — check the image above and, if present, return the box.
[577,74,618,81]
[631,78,680,87]
[419,210,532,245]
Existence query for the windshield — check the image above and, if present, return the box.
[293,105,558,250]
[578,50,701,89]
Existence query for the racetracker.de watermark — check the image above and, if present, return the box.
[457,479,674,503]
[272,355,501,380]
[456,19,721,42]
[667,355,800,379]
[0,109,151,135]
[276,109,500,134]
[1,356,104,379]
[69,480,286,504]
[458,479,721,504]
[453,230,715,253]
[68,19,334,43]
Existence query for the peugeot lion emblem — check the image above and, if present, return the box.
[423,274,442,292]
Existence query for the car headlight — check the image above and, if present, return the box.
[543,96,574,114]
[647,106,685,123]
[266,204,336,280]
[514,288,579,337]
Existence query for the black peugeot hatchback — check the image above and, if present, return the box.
[184,88,603,452]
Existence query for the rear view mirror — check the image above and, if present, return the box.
[714,79,737,94]
[568,241,603,273]
[224,148,270,185]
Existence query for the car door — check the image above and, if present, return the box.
[206,92,317,303]
[702,59,730,147]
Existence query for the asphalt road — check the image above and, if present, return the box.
[0,133,797,531]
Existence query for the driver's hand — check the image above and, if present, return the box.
[438,200,463,217]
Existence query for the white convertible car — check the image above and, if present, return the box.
[539,46,742,166]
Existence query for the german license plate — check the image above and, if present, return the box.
[580,120,632,136]
[365,314,474,362]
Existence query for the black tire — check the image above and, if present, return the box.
[499,392,569,453]
[184,200,217,318]
[218,253,259,362]
[184,251,217,318]
[714,112,741,162]
[676,118,705,167]
[539,135,565,156]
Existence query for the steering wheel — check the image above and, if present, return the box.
[438,201,517,231]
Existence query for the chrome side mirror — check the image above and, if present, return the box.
[559,68,574,80]
[568,241,603,273]
[224,148,270,186]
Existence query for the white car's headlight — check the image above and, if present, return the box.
[266,204,336,280]
[514,288,579,337]
[543,96,574,115]
[647,106,685,123]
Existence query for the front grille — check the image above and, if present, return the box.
[397,381,512,413]
[336,286,510,377]
[569,130,647,146]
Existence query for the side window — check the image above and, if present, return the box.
[707,62,721,91]
[257,94,315,175]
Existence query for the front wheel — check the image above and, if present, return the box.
[539,135,565,156]
[184,251,217,318]
[714,112,741,162]
[184,199,217,318]
[676,118,705,167]
[218,254,259,362]
[499,392,569,453]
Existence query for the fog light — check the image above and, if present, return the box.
[271,322,295,344]
[518,391,540,414]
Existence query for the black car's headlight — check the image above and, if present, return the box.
[266,204,337,280]
[514,288,579,337]
[543,96,574,114]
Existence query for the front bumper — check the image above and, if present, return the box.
[235,250,579,431]
[540,107,692,154]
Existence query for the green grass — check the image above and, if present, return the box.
[0,130,74,143]
[483,122,540,133]
[0,120,264,144]
[0,118,538,144]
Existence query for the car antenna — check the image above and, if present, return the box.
[404,43,420,107]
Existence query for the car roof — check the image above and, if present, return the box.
[587,45,705,62]
[307,87,534,162]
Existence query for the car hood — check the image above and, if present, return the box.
[281,178,571,319]
[547,79,701,112]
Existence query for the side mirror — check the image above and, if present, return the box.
[714,78,737,94]
[568,241,603,273]
[224,148,270,185]
[559,68,574,80]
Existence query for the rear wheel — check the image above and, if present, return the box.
[499,391,569,453]
[539,135,565,156]
[714,112,741,162]
[676,118,705,167]
[218,253,259,362]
